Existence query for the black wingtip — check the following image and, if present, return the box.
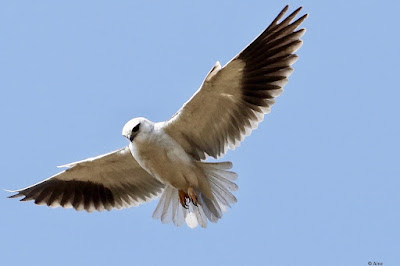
[8,193,22,199]
[294,13,309,27]
[276,5,290,21]
[283,6,303,23]
[20,196,33,202]
[266,5,304,32]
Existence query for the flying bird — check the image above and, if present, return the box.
[8,6,307,228]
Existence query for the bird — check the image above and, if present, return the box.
[7,5,307,228]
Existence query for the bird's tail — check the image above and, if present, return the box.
[152,161,238,228]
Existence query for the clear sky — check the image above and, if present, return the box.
[1,1,399,265]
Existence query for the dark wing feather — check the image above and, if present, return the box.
[164,6,307,160]
[8,147,164,212]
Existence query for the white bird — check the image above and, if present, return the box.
[8,6,307,228]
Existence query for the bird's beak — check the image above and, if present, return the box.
[122,133,132,142]
[123,133,137,142]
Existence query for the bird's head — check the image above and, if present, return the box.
[122,117,153,142]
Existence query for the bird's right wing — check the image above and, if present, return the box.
[8,147,164,212]
[163,6,307,160]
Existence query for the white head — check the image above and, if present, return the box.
[122,117,154,142]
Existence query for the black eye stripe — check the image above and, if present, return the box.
[132,123,140,133]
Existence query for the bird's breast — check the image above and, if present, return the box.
[128,132,194,187]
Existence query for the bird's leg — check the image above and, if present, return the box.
[188,186,198,206]
[178,189,189,209]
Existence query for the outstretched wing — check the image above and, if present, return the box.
[8,147,164,212]
[163,6,307,160]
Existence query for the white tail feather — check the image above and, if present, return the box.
[152,161,238,228]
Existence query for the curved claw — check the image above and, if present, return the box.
[188,187,199,207]
[179,188,200,208]
[179,189,189,208]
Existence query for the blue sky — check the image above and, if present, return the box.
[1,1,399,265]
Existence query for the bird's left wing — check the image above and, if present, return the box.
[163,6,307,160]
[8,147,164,212]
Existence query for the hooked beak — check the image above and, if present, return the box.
[123,132,138,142]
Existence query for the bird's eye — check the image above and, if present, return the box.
[132,123,140,133]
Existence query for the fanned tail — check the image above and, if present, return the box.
[197,161,238,223]
[152,161,238,228]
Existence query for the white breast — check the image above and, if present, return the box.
[128,127,196,189]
